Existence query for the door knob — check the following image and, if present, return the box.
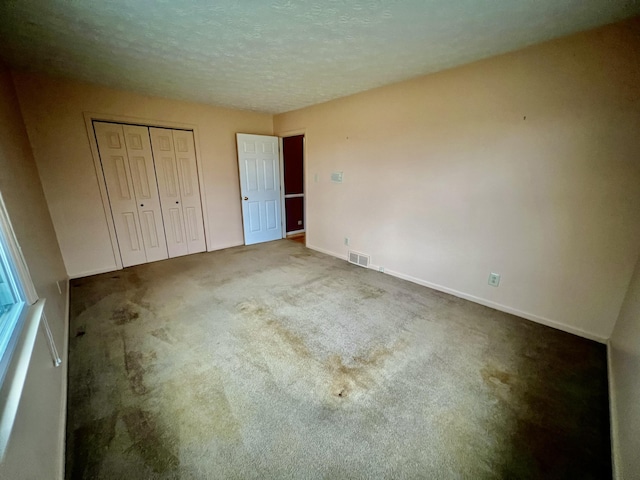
[243,197,248,200]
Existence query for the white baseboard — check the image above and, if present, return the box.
[607,342,620,479]
[385,267,607,343]
[306,244,347,260]
[58,278,70,480]
[308,245,608,343]
[70,243,248,279]
[71,243,248,279]
[207,241,244,252]
[69,265,118,279]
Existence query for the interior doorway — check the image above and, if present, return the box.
[282,135,305,242]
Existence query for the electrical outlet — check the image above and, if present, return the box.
[344,237,350,246]
[297,220,302,225]
[488,273,501,287]
[379,267,385,273]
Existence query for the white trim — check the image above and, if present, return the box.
[301,136,307,248]
[57,278,70,480]
[278,137,286,239]
[306,244,348,260]
[0,194,38,305]
[0,299,45,459]
[82,114,122,270]
[607,341,620,479]
[308,245,608,343]
[385,267,608,342]
[275,128,307,137]
[40,313,61,367]
[278,131,307,243]
[69,239,247,278]
[82,112,212,268]
[286,229,305,236]
[69,265,118,280]
[190,130,212,253]
[207,241,244,253]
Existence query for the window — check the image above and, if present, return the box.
[0,191,45,458]
[0,238,27,385]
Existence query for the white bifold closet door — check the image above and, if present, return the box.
[95,122,169,268]
[149,128,206,258]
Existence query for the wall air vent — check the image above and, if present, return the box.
[348,251,370,268]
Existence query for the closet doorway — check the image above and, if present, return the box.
[93,121,206,268]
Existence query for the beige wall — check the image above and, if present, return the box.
[12,73,273,278]
[610,255,640,479]
[274,19,640,341]
[0,67,68,479]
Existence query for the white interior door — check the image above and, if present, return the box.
[172,130,206,254]
[236,134,281,245]
[122,125,169,263]
[94,122,147,267]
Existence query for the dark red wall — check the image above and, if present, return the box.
[285,197,304,232]
[283,135,304,195]
[283,135,304,232]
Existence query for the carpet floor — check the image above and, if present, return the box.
[66,240,611,479]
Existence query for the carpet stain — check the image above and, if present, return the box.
[356,284,386,300]
[328,344,399,399]
[126,272,144,288]
[238,300,409,401]
[112,304,140,325]
[265,318,311,359]
[165,369,242,444]
[68,413,118,480]
[134,299,151,311]
[122,338,156,396]
[150,327,173,344]
[481,365,513,401]
[290,252,312,259]
[238,301,312,359]
[124,350,148,395]
[122,408,179,473]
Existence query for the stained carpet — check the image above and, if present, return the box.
[66,240,611,479]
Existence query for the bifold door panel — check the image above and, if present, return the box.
[150,128,206,257]
[94,121,206,268]
[122,125,169,263]
[172,130,207,254]
[95,122,168,267]
[149,128,188,258]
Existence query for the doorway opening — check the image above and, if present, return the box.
[282,135,305,243]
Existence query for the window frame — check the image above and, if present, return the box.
[0,191,44,458]
[0,231,28,386]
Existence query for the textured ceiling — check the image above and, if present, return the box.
[0,1,639,114]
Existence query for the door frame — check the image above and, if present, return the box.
[83,112,210,270]
[277,129,306,241]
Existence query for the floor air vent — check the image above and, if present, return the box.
[348,251,370,268]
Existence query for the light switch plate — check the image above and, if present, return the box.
[488,273,501,287]
[331,171,343,183]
